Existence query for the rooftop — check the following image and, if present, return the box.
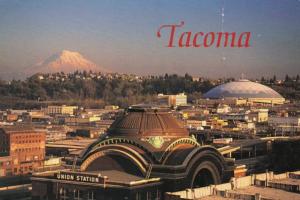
[0,125,36,134]
[204,79,284,99]
[107,106,188,137]
[166,171,300,200]
[33,169,161,188]
[233,185,300,200]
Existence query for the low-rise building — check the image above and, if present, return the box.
[42,105,78,115]
[236,121,256,130]
[165,171,300,200]
[71,127,106,138]
[158,93,187,107]
[268,116,300,127]
[221,113,249,121]
[216,104,232,114]
[65,115,101,126]
[185,120,207,130]
[45,126,69,141]
[210,118,228,130]
[180,108,210,119]
[0,156,12,176]
[248,109,268,123]
[0,126,45,176]
[104,105,119,110]
[196,98,248,107]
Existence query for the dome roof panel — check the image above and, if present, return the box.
[204,79,283,99]
[107,107,188,137]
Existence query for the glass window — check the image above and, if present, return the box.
[155,190,161,200]
[59,188,69,200]
[147,192,152,200]
[135,192,141,200]
[87,191,95,200]
[74,189,83,200]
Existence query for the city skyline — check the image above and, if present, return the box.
[0,0,299,80]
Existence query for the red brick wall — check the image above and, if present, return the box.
[8,131,45,175]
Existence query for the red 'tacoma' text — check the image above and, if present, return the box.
[157,21,251,48]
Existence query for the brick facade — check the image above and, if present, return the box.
[0,126,45,176]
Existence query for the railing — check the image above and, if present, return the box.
[146,163,153,179]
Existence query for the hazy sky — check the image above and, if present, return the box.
[0,0,299,80]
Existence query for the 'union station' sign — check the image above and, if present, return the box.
[55,171,107,184]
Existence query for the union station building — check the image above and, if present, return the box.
[31,106,234,200]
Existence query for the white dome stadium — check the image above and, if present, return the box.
[204,79,283,99]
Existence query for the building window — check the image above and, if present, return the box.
[135,192,141,200]
[146,192,152,200]
[59,188,69,200]
[155,190,161,200]
[87,191,95,200]
[74,189,83,200]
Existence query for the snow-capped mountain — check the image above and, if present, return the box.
[27,50,109,74]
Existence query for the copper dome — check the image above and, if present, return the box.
[107,106,188,137]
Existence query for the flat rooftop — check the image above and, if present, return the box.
[235,185,300,199]
[92,170,144,183]
[199,185,300,199]
[199,197,233,200]
[33,169,161,188]
[47,138,97,146]
[46,138,97,149]
[166,171,300,200]
[271,178,300,185]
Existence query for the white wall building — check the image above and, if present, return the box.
[157,93,187,107]
[268,116,300,127]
